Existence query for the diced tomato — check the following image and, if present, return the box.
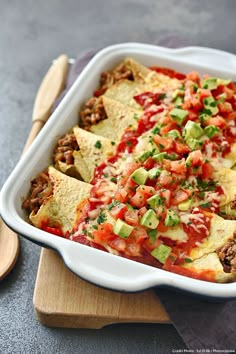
[124,210,139,225]
[201,162,214,180]
[159,122,178,136]
[150,66,186,80]
[153,134,174,151]
[206,116,226,128]
[159,170,173,187]
[144,235,162,252]
[130,190,147,208]
[197,88,211,103]
[114,188,128,203]
[130,185,155,208]
[218,102,232,113]
[188,150,203,166]
[109,203,128,220]
[227,112,236,120]
[175,141,190,155]
[169,159,187,175]
[157,220,169,233]
[160,189,171,207]
[143,157,155,169]
[42,225,64,237]
[136,185,156,196]
[138,206,148,217]
[132,225,148,244]
[186,71,200,83]
[171,189,191,206]
[93,223,116,243]
[223,86,234,100]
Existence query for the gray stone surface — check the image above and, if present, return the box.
[0,0,235,353]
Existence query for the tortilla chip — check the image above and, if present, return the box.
[190,214,236,260]
[183,252,236,283]
[124,57,181,90]
[55,160,82,180]
[30,166,92,233]
[213,168,236,206]
[73,126,116,182]
[90,96,141,141]
[104,80,143,109]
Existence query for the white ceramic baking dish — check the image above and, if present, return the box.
[1,43,236,298]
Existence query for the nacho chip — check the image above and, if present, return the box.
[30,167,92,233]
[190,214,236,260]
[125,57,181,90]
[183,252,236,283]
[90,96,142,141]
[73,126,116,182]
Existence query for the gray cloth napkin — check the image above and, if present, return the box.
[55,42,236,351]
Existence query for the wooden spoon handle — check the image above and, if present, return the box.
[0,54,69,280]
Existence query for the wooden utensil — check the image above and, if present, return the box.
[0,54,69,280]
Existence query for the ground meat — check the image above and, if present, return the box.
[230,199,236,210]
[99,62,133,93]
[54,133,79,165]
[217,238,236,273]
[79,96,107,130]
[22,171,53,214]
[79,62,134,130]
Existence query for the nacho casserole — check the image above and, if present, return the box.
[22,58,236,283]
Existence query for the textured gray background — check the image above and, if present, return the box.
[0,0,236,353]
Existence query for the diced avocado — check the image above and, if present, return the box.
[136,150,152,163]
[152,152,168,163]
[126,203,134,211]
[167,129,181,139]
[148,167,161,180]
[217,78,231,86]
[164,209,180,227]
[202,77,218,90]
[113,219,134,238]
[141,209,159,229]
[204,125,220,138]
[151,244,172,264]
[186,138,203,151]
[147,194,163,209]
[131,167,148,185]
[172,89,184,100]
[178,198,192,211]
[183,121,204,140]
[174,96,183,107]
[203,96,219,115]
[169,108,188,125]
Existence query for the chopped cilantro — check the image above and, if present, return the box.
[185,258,193,263]
[97,212,107,224]
[94,140,102,149]
[107,200,120,211]
[133,113,139,120]
[200,202,212,208]
[158,93,167,100]
[111,141,116,146]
[147,229,157,244]
[103,173,108,178]
[110,177,117,183]
[92,225,98,230]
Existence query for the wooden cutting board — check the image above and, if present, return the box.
[33,248,171,328]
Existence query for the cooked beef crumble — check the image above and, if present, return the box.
[79,62,134,130]
[22,171,53,214]
[79,96,107,130]
[217,237,236,273]
[54,133,79,165]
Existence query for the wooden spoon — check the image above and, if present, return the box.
[0,54,69,280]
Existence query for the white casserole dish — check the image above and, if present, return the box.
[1,43,236,298]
